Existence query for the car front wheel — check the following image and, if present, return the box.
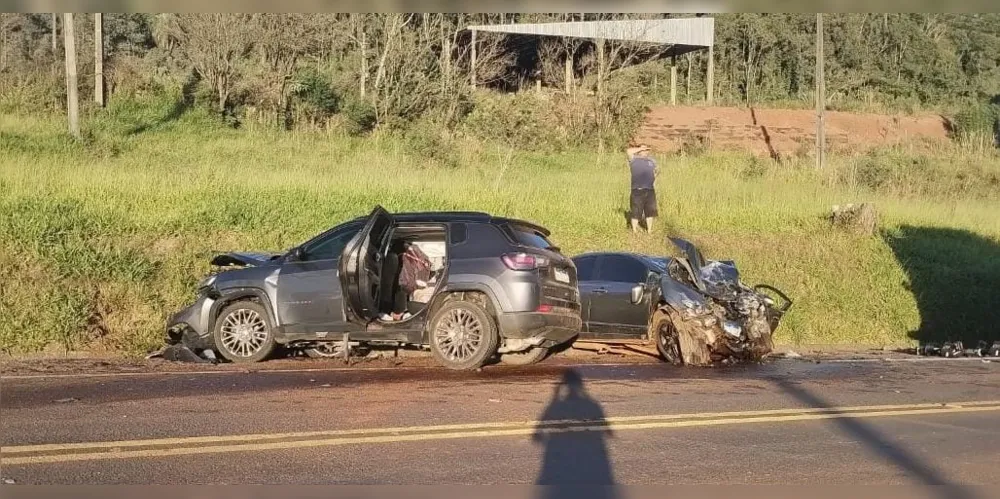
[651,310,682,366]
[213,301,277,363]
[428,300,499,370]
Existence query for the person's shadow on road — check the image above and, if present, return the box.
[533,369,617,499]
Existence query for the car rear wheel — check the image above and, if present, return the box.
[429,300,499,370]
[213,301,276,363]
[651,310,682,366]
[500,346,549,366]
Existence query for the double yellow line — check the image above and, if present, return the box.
[4,400,1000,466]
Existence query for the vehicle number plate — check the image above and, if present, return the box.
[554,268,569,283]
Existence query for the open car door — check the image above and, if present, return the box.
[339,206,394,324]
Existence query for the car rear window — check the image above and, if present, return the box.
[505,224,556,251]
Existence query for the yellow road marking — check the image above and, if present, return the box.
[3,400,999,466]
[8,400,997,453]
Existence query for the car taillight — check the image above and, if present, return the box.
[536,304,553,313]
[502,253,548,270]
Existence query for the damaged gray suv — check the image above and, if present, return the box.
[166,206,581,370]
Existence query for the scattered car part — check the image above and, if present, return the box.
[917,343,941,356]
[146,343,216,364]
[917,340,1000,358]
[941,341,964,358]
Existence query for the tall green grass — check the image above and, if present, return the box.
[2,110,999,355]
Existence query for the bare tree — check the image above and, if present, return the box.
[0,14,14,71]
[350,14,511,127]
[536,37,567,89]
[459,13,513,88]
[575,15,661,149]
[167,14,254,115]
[248,14,325,126]
[62,13,79,138]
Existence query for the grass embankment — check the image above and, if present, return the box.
[2,104,999,356]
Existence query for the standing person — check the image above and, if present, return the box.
[627,144,659,233]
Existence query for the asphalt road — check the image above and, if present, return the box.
[2,357,999,490]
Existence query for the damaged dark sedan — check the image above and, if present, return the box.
[572,238,792,366]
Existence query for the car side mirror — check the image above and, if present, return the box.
[289,247,305,262]
[630,284,644,305]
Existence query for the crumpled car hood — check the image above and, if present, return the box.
[698,260,742,300]
[668,237,742,300]
[209,252,281,267]
[669,237,707,288]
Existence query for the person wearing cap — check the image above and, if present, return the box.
[626,144,659,233]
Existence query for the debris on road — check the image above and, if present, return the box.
[917,341,1000,358]
[620,343,661,358]
[146,344,217,364]
[53,397,78,404]
[2,478,16,485]
[571,341,658,358]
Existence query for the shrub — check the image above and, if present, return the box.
[341,97,377,136]
[951,102,1000,140]
[292,66,340,128]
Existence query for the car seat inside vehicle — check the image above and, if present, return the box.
[376,225,447,323]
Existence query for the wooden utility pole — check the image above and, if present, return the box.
[670,54,678,106]
[470,29,477,88]
[63,13,79,138]
[564,51,573,95]
[94,13,104,107]
[815,13,826,169]
[706,44,715,104]
[596,38,605,99]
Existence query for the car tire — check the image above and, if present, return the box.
[213,300,277,363]
[304,342,371,359]
[651,310,683,366]
[428,299,499,370]
[304,342,343,359]
[500,347,549,366]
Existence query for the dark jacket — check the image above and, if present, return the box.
[399,244,432,294]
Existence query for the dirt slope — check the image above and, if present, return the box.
[633,106,951,158]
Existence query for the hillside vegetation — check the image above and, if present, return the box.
[3,13,1000,147]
